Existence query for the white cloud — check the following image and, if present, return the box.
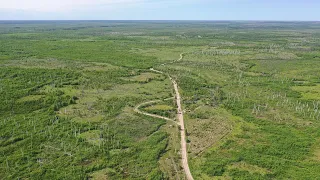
[0,0,145,11]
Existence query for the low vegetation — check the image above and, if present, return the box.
[1,20,320,179]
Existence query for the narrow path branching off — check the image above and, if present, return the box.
[134,53,194,180]
[134,98,177,124]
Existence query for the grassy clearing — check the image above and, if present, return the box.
[186,107,234,156]
[16,95,44,103]
[145,105,174,111]
[292,84,320,100]
[227,161,270,176]
[121,72,165,83]
[141,99,176,119]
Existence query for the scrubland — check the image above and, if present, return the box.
[1,21,320,179]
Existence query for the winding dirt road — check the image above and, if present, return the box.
[136,53,194,180]
[134,99,177,124]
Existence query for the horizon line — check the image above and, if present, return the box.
[0,20,319,22]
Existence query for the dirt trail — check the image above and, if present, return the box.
[137,53,194,180]
[179,53,184,61]
[134,99,177,124]
[172,77,194,180]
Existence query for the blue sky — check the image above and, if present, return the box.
[0,0,319,20]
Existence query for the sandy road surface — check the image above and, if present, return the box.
[172,78,194,180]
[136,53,194,180]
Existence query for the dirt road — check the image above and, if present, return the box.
[172,78,193,180]
[136,53,193,180]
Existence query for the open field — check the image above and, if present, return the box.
[1,20,320,179]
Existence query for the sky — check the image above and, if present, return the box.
[0,0,319,20]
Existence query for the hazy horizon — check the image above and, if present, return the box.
[0,20,319,22]
[1,0,319,21]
